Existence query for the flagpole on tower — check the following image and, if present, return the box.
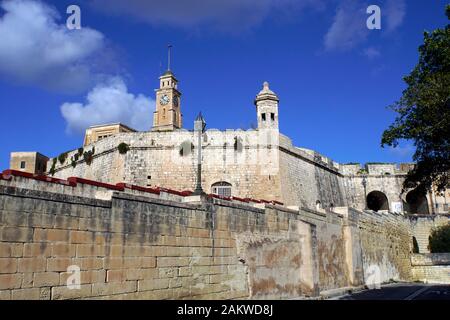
[167,44,173,71]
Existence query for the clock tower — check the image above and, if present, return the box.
[152,70,182,131]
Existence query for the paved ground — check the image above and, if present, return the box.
[339,283,450,300]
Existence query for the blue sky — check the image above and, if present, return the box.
[0,0,448,170]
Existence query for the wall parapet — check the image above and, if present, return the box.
[1,171,448,300]
[411,253,450,284]
[411,253,450,266]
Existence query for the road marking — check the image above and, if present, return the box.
[404,286,430,300]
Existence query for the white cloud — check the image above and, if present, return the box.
[91,0,324,34]
[0,0,107,92]
[388,143,415,158]
[363,46,380,59]
[60,77,155,134]
[324,0,369,51]
[385,0,406,32]
[324,0,406,52]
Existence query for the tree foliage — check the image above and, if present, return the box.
[428,224,450,253]
[118,143,130,155]
[381,5,450,195]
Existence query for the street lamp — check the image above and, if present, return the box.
[193,112,206,196]
[362,175,367,209]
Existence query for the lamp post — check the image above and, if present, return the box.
[193,112,206,196]
[362,175,367,209]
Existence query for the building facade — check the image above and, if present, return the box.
[9,152,48,175]
[10,69,449,215]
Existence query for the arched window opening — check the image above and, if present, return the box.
[212,181,232,198]
[405,190,429,214]
[366,191,389,212]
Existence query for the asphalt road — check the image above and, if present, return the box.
[339,284,450,300]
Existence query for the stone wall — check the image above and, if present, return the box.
[409,215,450,253]
[278,135,346,209]
[0,171,423,300]
[358,211,413,283]
[47,129,449,216]
[51,129,283,204]
[411,254,450,284]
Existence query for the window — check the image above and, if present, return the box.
[261,113,266,121]
[20,161,26,169]
[271,113,275,121]
[212,181,232,198]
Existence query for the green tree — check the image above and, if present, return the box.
[118,142,130,154]
[381,5,450,195]
[428,225,450,253]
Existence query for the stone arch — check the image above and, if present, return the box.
[366,191,389,212]
[404,190,429,214]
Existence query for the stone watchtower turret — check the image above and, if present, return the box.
[254,81,279,130]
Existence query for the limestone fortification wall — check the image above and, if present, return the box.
[48,129,358,210]
[411,253,450,284]
[51,129,283,203]
[409,214,450,253]
[278,135,346,209]
[0,171,427,300]
[48,129,443,215]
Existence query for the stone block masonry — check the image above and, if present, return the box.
[411,253,450,284]
[0,171,445,300]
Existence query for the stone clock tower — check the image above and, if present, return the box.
[152,70,183,131]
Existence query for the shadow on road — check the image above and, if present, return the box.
[339,284,450,300]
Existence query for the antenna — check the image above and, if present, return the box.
[167,44,173,71]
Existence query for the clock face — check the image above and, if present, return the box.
[160,94,170,105]
[173,95,179,107]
